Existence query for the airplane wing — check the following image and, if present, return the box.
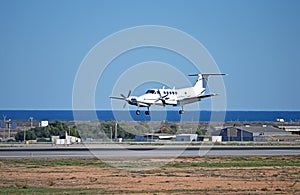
[109,96,126,100]
[136,100,153,107]
[178,93,218,105]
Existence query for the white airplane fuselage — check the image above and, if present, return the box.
[135,89,178,107]
[109,73,225,115]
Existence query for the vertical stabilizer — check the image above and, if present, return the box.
[189,73,226,95]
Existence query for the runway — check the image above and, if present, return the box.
[0,145,299,159]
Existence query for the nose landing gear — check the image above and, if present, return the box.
[145,107,150,115]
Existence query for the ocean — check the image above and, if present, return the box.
[0,110,299,122]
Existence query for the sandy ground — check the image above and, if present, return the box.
[0,156,299,194]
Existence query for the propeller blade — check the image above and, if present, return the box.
[127,90,131,98]
[120,94,126,99]
[121,90,131,99]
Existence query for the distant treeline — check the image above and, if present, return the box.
[15,120,210,142]
[15,121,79,141]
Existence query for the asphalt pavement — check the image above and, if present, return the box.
[0,145,299,159]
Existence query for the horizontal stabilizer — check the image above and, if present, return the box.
[188,73,227,77]
[199,93,218,98]
[177,93,218,105]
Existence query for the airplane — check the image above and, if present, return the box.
[109,73,226,115]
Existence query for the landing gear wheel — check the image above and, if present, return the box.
[136,110,141,115]
[145,111,150,115]
[179,110,184,114]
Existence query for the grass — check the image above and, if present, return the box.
[165,156,300,168]
[0,156,299,194]
[1,156,299,170]
[0,186,297,195]
[0,186,264,194]
[0,158,108,168]
[0,186,102,194]
[4,186,294,195]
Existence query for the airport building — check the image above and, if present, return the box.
[212,125,292,142]
[135,134,176,142]
[52,131,81,145]
[135,133,198,142]
[176,134,198,142]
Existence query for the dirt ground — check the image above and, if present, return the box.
[0,156,299,194]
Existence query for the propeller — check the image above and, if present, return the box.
[120,90,131,108]
[109,90,132,108]
[109,90,135,108]
[155,94,168,106]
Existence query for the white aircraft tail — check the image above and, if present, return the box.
[189,73,226,95]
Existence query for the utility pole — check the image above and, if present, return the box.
[29,117,33,128]
[24,126,26,142]
[25,117,34,143]
[115,122,118,141]
[110,126,112,142]
[7,119,11,138]
[2,114,6,139]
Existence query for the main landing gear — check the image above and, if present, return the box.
[135,107,185,115]
[179,106,184,114]
[135,107,150,115]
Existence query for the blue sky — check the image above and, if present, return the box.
[0,0,299,111]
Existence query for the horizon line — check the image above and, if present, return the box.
[0,109,299,112]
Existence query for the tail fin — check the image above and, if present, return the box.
[189,73,226,94]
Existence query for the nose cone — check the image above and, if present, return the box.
[130,98,137,105]
[128,96,138,106]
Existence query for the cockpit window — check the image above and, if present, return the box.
[146,90,156,94]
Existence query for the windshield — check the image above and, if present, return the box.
[145,90,156,94]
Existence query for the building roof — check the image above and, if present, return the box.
[176,134,198,136]
[143,134,176,139]
[212,126,290,136]
[237,126,287,133]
